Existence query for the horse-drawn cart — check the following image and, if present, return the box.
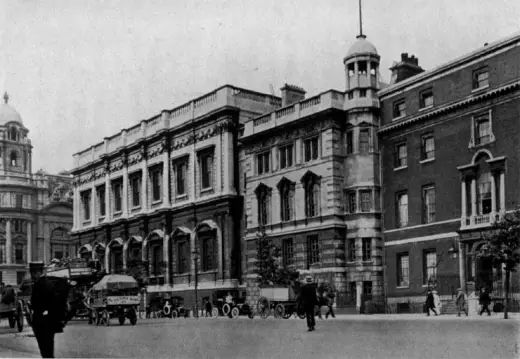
[0,287,24,332]
[256,285,304,319]
[87,275,139,327]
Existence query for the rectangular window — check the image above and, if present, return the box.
[422,185,436,223]
[202,237,214,272]
[397,253,410,287]
[113,182,122,212]
[423,250,437,285]
[304,136,319,162]
[307,235,320,267]
[15,194,23,209]
[177,241,188,274]
[347,191,357,213]
[360,190,372,212]
[420,89,434,108]
[359,128,370,154]
[395,143,407,168]
[346,131,353,154]
[131,176,141,207]
[359,89,367,98]
[98,187,106,216]
[473,68,489,89]
[362,238,372,261]
[15,243,24,264]
[421,135,435,160]
[200,152,214,189]
[363,281,372,296]
[256,151,270,175]
[151,169,162,201]
[81,191,91,220]
[282,239,294,267]
[176,161,188,196]
[348,238,356,262]
[0,243,5,264]
[279,144,294,169]
[51,244,69,260]
[348,91,354,100]
[396,192,408,228]
[475,115,491,145]
[393,100,406,119]
[477,172,492,215]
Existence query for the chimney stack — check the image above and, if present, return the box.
[280,84,306,107]
[390,53,424,84]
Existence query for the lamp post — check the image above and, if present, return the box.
[192,250,200,319]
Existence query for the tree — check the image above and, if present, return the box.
[253,227,299,287]
[478,209,520,319]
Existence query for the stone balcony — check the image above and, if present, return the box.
[460,212,503,230]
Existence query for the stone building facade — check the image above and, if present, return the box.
[239,35,384,311]
[0,93,73,286]
[378,33,520,306]
[70,86,280,307]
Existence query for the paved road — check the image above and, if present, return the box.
[0,315,518,359]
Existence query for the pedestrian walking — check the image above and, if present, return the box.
[425,289,438,316]
[324,290,336,319]
[30,261,70,358]
[205,299,212,317]
[456,288,468,316]
[433,290,442,315]
[299,275,318,331]
[479,287,492,316]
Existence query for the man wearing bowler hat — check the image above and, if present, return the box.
[30,261,69,358]
[299,275,319,331]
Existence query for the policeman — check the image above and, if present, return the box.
[30,261,68,358]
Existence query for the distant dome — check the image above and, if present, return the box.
[0,92,23,126]
[345,35,378,59]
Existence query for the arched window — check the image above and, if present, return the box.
[476,154,493,215]
[255,184,271,226]
[10,151,17,167]
[278,179,295,222]
[302,172,321,218]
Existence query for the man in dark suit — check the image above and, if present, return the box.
[299,275,318,331]
[30,261,69,358]
[425,289,438,316]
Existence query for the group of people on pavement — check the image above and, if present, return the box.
[425,286,494,317]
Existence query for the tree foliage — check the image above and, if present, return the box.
[126,260,150,288]
[478,209,520,319]
[253,227,299,287]
[478,210,520,272]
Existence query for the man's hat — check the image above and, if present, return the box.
[29,261,45,270]
[305,275,313,283]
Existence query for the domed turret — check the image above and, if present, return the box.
[0,92,24,126]
[344,35,381,98]
[345,35,378,60]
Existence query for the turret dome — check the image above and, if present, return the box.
[0,92,23,126]
[345,35,378,60]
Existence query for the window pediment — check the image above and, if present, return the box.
[254,183,271,196]
[300,171,321,184]
[276,177,294,191]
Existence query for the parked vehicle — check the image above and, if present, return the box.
[0,286,24,332]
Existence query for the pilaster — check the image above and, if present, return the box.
[6,219,12,264]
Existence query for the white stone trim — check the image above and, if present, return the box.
[384,232,459,247]
[384,218,459,234]
[146,279,241,293]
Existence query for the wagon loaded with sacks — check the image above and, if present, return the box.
[86,274,139,326]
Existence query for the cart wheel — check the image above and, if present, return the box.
[17,305,24,332]
[8,314,16,329]
[25,304,33,327]
[222,303,231,316]
[171,310,178,319]
[257,297,270,319]
[231,307,240,319]
[129,308,137,325]
[275,304,285,319]
[282,307,292,319]
[102,309,110,326]
[211,307,219,318]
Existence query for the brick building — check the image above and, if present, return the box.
[0,92,73,286]
[239,34,384,311]
[378,33,520,307]
[70,86,280,308]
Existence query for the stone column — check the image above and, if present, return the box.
[490,173,497,215]
[163,233,170,284]
[105,247,110,273]
[459,241,466,291]
[27,220,32,263]
[43,222,51,264]
[28,149,32,174]
[141,157,148,212]
[499,171,505,213]
[470,178,477,225]
[91,187,96,225]
[222,129,234,196]
[461,179,467,227]
[6,219,12,264]
[105,172,111,221]
[73,186,79,231]
[162,149,170,207]
[355,189,360,212]
[123,164,129,217]
[190,150,197,201]
[356,281,363,311]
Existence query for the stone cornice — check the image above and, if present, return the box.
[378,80,520,134]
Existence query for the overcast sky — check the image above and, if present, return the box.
[1,0,519,174]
